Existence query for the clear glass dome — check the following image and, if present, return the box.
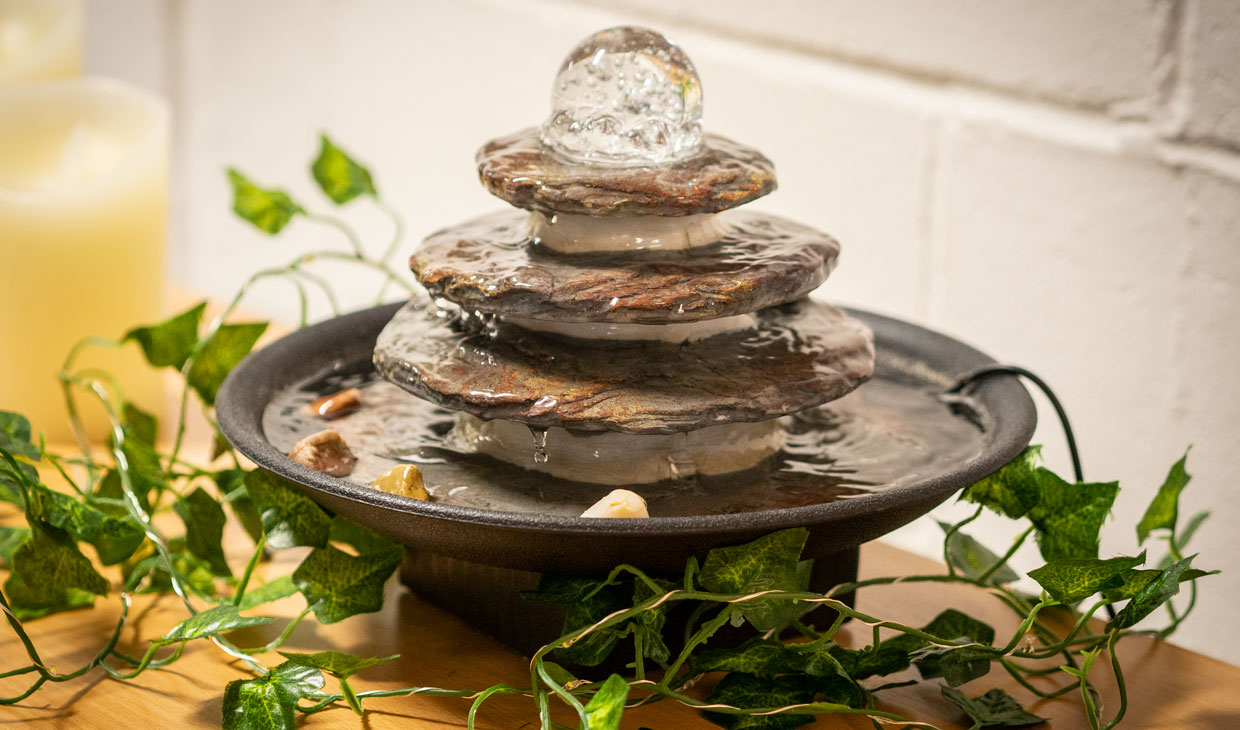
[539,26,704,166]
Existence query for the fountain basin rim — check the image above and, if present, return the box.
[216,303,1036,546]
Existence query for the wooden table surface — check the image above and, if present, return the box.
[4,519,1238,730]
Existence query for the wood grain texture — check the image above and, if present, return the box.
[3,507,1238,728]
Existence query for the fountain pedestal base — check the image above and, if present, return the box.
[399,545,860,658]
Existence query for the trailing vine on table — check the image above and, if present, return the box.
[0,137,1217,730]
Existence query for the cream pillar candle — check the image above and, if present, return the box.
[0,0,82,84]
[0,78,168,441]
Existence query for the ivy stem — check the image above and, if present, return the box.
[303,212,366,257]
[231,533,268,607]
[371,196,407,304]
[943,506,983,576]
[977,525,1034,583]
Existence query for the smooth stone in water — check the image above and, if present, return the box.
[411,209,839,324]
[455,413,784,485]
[372,296,875,434]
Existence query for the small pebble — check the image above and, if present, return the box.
[371,464,428,500]
[288,429,357,477]
[581,489,649,519]
[305,387,362,419]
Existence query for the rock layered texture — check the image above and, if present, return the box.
[412,210,839,323]
[477,128,777,217]
[374,297,874,434]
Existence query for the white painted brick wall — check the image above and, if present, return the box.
[586,0,1173,111]
[1184,0,1240,148]
[80,0,1240,663]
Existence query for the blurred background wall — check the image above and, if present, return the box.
[85,0,1240,662]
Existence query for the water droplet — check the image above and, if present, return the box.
[530,425,550,464]
[540,26,703,165]
[667,451,695,480]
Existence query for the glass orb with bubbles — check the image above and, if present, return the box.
[540,26,704,166]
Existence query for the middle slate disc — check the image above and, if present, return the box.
[410,209,841,324]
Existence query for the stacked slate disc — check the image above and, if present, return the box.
[374,27,875,487]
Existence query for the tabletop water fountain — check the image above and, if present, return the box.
[217,27,1036,651]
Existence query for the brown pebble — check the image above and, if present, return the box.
[370,465,428,500]
[304,387,362,419]
[288,429,357,477]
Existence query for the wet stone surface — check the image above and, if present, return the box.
[372,296,875,434]
[476,128,776,217]
[411,209,840,324]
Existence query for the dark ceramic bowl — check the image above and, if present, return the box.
[216,302,1035,575]
[217,302,1035,651]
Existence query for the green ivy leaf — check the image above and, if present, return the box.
[886,609,995,653]
[694,638,834,678]
[154,604,274,646]
[540,661,579,688]
[1108,555,1201,630]
[939,521,1020,585]
[222,676,294,730]
[221,663,318,730]
[631,577,674,664]
[120,402,159,446]
[700,528,814,633]
[941,685,1047,728]
[920,646,997,687]
[0,410,40,460]
[1175,510,1210,551]
[828,644,911,680]
[269,659,326,696]
[328,517,401,558]
[277,650,397,679]
[174,487,232,577]
[1027,469,1119,562]
[879,610,995,685]
[123,301,206,370]
[1101,567,1216,602]
[25,483,145,565]
[0,525,30,567]
[7,522,108,617]
[960,446,1041,519]
[521,575,608,605]
[703,672,819,730]
[311,135,377,205]
[582,674,629,730]
[553,583,626,667]
[97,429,169,513]
[0,458,37,506]
[1136,451,1191,544]
[187,321,269,405]
[694,638,861,706]
[244,469,330,549]
[292,544,402,624]
[3,572,96,620]
[215,468,264,544]
[123,545,219,596]
[237,575,298,610]
[1028,553,1146,603]
[211,432,232,462]
[228,169,303,235]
